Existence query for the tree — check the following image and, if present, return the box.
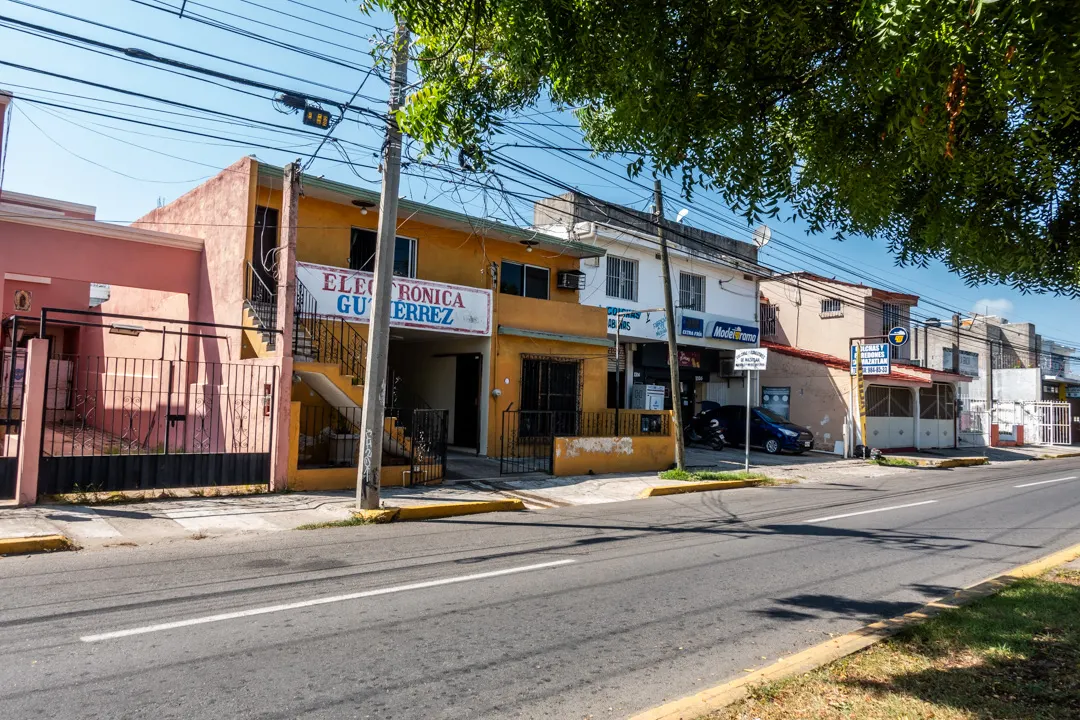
[368,0,1080,295]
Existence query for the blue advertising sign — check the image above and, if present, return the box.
[888,326,909,347]
[850,343,891,376]
[680,315,705,338]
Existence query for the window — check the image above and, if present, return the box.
[679,272,705,311]
[349,228,416,277]
[760,303,778,338]
[520,356,582,437]
[500,261,549,300]
[606,257,638,301]
[820,298,843,318]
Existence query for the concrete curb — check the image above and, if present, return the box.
[0,534,73,556]
[931,457,989,469]
[353,499,526,523]
[640,480,764,498]
[628,541,1080,720]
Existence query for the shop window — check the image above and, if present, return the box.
[606,256,638,301]
[349,228,416,277]
[500,261,550,300]
[679,272,705,311]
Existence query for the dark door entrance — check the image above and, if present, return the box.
[454,354,481,450]
[252,206,279,292]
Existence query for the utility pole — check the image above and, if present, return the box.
[654,178,686,470]
[271,161,299,491]
[357,21,409,510]
[952,313,961,375]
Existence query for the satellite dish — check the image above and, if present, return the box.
[752,224,772,248]
[675,208,689,224]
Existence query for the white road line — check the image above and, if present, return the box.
[1014,475,1077,489]
[80,558,576,643]
[804,500,937,524]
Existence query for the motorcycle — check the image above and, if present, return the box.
[686,405,728,451]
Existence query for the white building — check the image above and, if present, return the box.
[533,192,767,425]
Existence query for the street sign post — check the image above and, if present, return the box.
[850,343,890,376]
[735,349,768,471]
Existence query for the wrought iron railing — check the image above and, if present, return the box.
[244,261,278,332]
[293,278,367,383]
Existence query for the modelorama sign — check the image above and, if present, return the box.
[296,262,492,336]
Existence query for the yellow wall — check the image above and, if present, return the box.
[552,434,675,476]
[488,334,609,453]
[254,173,612,461]
[253,188,587,301]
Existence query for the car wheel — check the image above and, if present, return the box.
[764,437,781,454]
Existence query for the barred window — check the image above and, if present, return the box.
[679,272,705,311]
[606,257,638,301]
[820,298,843,317]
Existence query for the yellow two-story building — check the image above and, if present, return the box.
[133,157,613,486]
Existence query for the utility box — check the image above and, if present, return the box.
[631,383,665,410]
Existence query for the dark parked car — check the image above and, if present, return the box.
[715,405,814,454]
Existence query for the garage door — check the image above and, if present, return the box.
[865,386,915,449]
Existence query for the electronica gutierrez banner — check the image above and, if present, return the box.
[297,262,492,336]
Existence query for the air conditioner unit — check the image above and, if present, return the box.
[719,358,736,376]
[556,270,586,291]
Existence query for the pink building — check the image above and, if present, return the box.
[1,91,282,505]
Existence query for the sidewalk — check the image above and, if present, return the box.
[2,445,1076,551]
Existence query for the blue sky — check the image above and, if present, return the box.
[2,0,1078,347]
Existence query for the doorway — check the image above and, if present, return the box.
[454,354,482,451]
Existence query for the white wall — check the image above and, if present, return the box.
[577,231,759,335]
[993,368,1041,403]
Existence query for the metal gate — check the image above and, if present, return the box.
[1,317,27,500]
[406,409,448,485]
[500,408,580,474]
[957,397,990,447]
[993,401,1072,446]
[38,356,276,495]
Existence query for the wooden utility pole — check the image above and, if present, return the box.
[654,178,686,470]
[271,161,299,491]
[357,21,409,510]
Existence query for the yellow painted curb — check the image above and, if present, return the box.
[0,534,73,556]
[353,508,400,524]
[352,499,526,524]
[628,541,1080,720]
[640,480,762,498]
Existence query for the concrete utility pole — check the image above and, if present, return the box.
[654,178,686,470]
[357,21,409,510]
[271,161,299,491]
[952,314,961,375]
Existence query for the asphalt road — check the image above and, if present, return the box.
[2,459,1079,719]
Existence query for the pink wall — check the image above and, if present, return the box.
[2,222,201,296]
[1,277,90,317]
[134,157,256,366]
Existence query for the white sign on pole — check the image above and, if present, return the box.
[296,261,492,336]
[734,348,768,371]
[850,343,890,376]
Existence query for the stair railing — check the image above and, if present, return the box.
[293,276,367,384]
[244,261,278,331]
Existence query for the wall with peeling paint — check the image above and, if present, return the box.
[551,421,675,476]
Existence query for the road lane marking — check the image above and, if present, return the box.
[80,558,576,643]
[804,500,937,524]
[1014,475,1077,488]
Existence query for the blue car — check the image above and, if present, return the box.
[716,405,815,454]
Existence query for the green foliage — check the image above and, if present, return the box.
[658,469,772,482]
[372,0,1080,294]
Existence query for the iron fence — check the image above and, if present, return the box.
[297,405,447,485]
[1,324,26,500]
[38,356,276,494]
[293,278,367,382]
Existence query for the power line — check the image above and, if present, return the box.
[3,0,385,95]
